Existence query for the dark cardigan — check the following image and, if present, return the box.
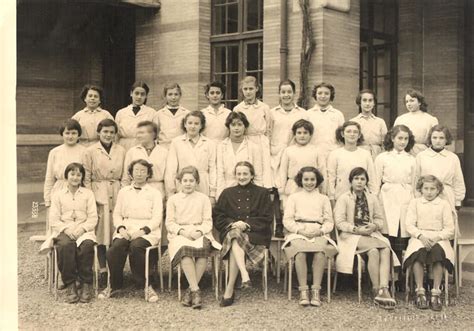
[213,182,273,247]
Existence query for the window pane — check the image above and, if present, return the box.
[245,0,262,31]
[228,45,239,72]
[246,43,259,71]
[212,2,226,35]
[227,3,238,33]
[228,73,239,101]
[213,46,226,73]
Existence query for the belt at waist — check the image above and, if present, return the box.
[296,219,322,225]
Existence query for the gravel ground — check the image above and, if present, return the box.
[18,229,474,330]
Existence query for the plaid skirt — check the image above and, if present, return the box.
[171,237,212,268]
[403,243,454,273]
[221,228,266,265]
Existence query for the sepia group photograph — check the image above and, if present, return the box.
[1,0,474,329]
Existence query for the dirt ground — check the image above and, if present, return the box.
[18,229,474,330]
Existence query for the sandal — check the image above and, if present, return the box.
[374,287,396,310]
[415,288,429,310]
[430,289,442,311]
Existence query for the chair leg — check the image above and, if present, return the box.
[214,255,220,301]
[145,248,150,301]
[390,253,395,298]
[357,254,362,304]
[327,258,331,303]
[276,241,281,284]
[444,268,449,306]
[288,258,292,301]
[94,245,99,297]
[263,250,268,301]
[168,260,172,291]
[177,264,181,301]
[54,248,59,301]
[405,266,410,304]
[158,246,164,292]
[458,245,463,288]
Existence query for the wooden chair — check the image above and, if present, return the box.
[168,250,221,301]
[283,254,334,302]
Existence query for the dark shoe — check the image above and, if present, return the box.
[220,293,235,307]
[430,289,442,311]
[274,224,285,238]
[65,282,80,304]
[80,283,93,303]
[181,288,192,307]
[191,289,202,309]
[415,288,429,310]
[241,280,252,290]
[99,272,108,289]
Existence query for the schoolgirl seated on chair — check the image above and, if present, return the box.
[334,167,399,309]
[282,166,338,307]
[403,175,455,311]
[47,162,98,303]
[166,166,221,309]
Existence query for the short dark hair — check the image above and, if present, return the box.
[356,89,377,114]
[64,162,85,187]
[181,110,206,133]
[128,159,153,180]
[234,161,256,178]
[335,121,364,145]
[294,166,324,188]
[177,165,200,184]
[312,82,335,102]
[427,124,453,146]
[278,79,296,93]
[130,81,150,95]
[349,167,369,183]
[416,175,444,195]
[97,118,118,134]
[405,89,428,112]
[383,124,415,152]
[59,119,82,137]
[225,111,250,129]
[137,121,159,140]
[291,119,314,136]
[163,82,182,97]
[205,81,226,97]
[80,85,104,105]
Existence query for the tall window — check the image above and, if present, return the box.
[360,0,398,125]
[211,0,263,109]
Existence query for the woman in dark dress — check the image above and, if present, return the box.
[213,161,273,307]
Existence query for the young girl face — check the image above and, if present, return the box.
[67,168,83,187]
[279,84,294,107]
[98,126,116,145]
[430,131,447,150]
[315,87,331,108]
[207,87,223,106]
[184,115,202,137]
[360,92,375,114]
[130,87,147,106]
[180,173,197,194]
[166,88,181,107]
[84,89,101,109]
[132,163,149,185]
[229,119,245,139]
[294,127,311,146]
[241,82,258,103]
[392,130,409,152]
[301,172,318,192]
[136,126,155,145]
[421,181,439,201]
[351,174,368,192]
[342,125,360,145]
[62,128,80,146]
[235,165,253,186]
[405,95,421,112]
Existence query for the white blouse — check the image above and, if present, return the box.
[394,111,438,145]
[233,100,272,137]
[307,105,345,158]
[153,106,190,148]
[373,150,416,195]
[326,147,376,200]
[72,107,114,145]
[115,104,157,150]
[200,105,231,142]
[350,113,387,147]
[268,105,307,157]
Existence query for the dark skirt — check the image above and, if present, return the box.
[403,244,454,273]
[388,235,410,253]
[171,237,212,268]
[221,228,266,265]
